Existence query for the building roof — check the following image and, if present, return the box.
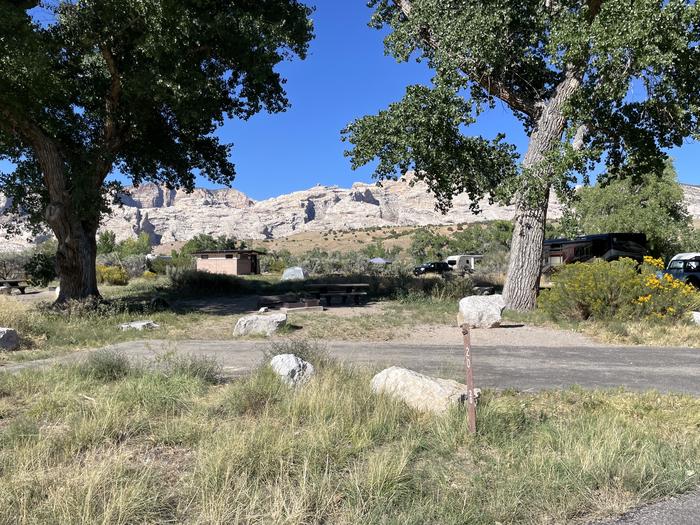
[192,249,263,256]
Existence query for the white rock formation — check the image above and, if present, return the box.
[458,294,506,329]
[692,312,700,325]
[3,178,700,253]
[269,353,315,386]
[371,366,477,414]
[233,313,287,337]
[0,328,20,351]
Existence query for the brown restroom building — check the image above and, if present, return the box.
[192,249,262,276]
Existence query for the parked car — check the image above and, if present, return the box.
[660,253,700,288]
[413,261,452,276]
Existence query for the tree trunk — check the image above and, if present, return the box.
[53,217,100,304]
[503,72,581,311]
[31,135,101,304]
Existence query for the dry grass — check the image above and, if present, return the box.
[249,223,480,256]
[505,309,700,348]
[0,352,698,524]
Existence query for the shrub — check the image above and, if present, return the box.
[96,265,129,286]
[168,269,243,296]
[538,258,699,322]
[121,255,147,278]
[24,252,57,287]
[142,270,158,280]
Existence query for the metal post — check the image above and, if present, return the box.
[461,324,477,434]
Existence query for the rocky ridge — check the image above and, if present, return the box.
[2,176,700,252]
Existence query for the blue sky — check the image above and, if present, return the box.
[195,1,700,199]
[5,1,700,200]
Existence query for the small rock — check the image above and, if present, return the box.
[0,328,20,351]
[457,294,506,329]
[371,366,478,414]
[119,320,160,331]
[0,286,11,296]
[233,313,287,337]
[258,307,269,313]
[54,286,61,300]
[692,312,700,325]
[270,353,315,386]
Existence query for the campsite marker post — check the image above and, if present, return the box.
[461,324,477,434]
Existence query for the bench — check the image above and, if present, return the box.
[0,279,28,295]
[305,284,370,306]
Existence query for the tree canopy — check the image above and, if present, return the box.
[344,0,700,309]
[0,0,313,301]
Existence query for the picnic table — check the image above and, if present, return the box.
[304,283,369,306]
[0,278,28,294]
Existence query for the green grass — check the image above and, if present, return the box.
[0,352,698,524]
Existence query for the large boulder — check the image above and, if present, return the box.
[270,354,315,386]
[0,328,20,351]
[281,267,309,281]
[458,294,506,329]
[233,313,287,337]
[371,366,476,414]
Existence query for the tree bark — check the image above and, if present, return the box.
[503,72,581,310]
[31,134,101,304]
[51,213,100,304]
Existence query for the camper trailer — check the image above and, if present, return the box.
[445,254,483,274]
[543,233,647,272]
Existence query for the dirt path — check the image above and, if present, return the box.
[4,338,699,395]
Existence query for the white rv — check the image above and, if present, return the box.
[445,254,483,274]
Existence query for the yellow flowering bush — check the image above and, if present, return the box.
[96,265,129,286]
[538,258,699,322]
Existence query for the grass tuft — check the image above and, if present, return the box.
[77,350,131,381]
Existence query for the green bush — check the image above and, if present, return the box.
[96,265,129,286]
[538,258,699,322]
[24,252,57,287]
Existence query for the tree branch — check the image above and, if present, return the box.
[98,45,126,183]
[394,0,540,118]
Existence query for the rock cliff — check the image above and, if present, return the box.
[2,176,700,251]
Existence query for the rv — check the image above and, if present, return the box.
[445,254,483,274]
[543,233,647,272]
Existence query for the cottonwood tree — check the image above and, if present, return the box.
[344,0,700,310]
[0,0,312,303]
[568,162,694,259]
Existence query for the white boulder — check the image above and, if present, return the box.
[270,353,315,386]
[458,294,506,329]
[281,267,309,281]
[0,328,20,351]
[692,312,700,325]
[119,320,160,331]
[371,366,477,414]
[233,313,287,337]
